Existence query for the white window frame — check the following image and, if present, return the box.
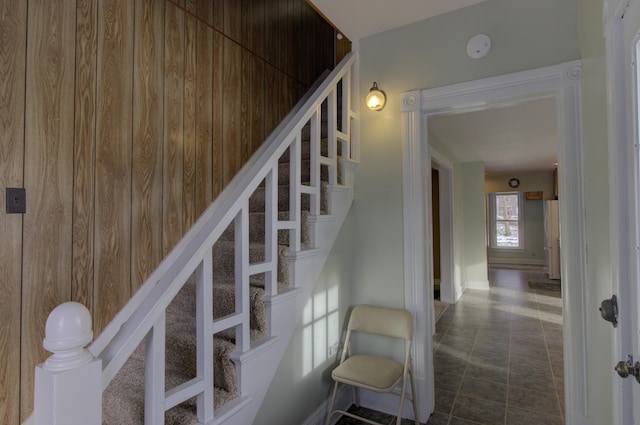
[488,191,525,250]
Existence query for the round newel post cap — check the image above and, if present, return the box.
[43,302,94,372]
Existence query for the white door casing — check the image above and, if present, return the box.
[401,61,586,423]
[605,0,640,423]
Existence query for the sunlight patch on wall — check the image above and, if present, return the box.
[302,286,340,376]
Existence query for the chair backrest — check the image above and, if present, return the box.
[347,304,413,341]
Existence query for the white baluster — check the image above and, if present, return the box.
[34,302,102,425]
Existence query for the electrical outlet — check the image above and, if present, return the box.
[6,188,26,214]
[328,342,339,357]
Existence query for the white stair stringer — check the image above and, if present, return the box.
[213,180,355,425]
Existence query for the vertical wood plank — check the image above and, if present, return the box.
[264,64,279,136]
[223,38,241,184]
[0,0,26,423]
[212,0,224,32]
[21,0,76,420]
[72,0,97,317]
[292,0,302,82]
[224,0,241,43]
[183,14,197,231]
[94,0,134,334]
[197,0,214,28]
[302,2,314,86]
[212,31,224,197]
[196,21,213,214]
[131,0,164,292]
[243,0,264,57]
[278,0,288,71]
[250,55,265,155]
[185,0,197,14]
[240,49,251,165]
[264,0,278,66]
[164,2,185,255]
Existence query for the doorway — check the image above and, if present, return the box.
[401,61,586,423]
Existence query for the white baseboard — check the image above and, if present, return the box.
[488,258,545,266]
[302,385,353,425]
[464,280,490,290]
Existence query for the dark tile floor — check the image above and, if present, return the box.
[431,267,564,425]
[336,267,564,425]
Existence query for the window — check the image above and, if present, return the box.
[488,192,524,249]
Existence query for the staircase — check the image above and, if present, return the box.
[30,52,358,425]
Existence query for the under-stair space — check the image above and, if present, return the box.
[70,53,360,425]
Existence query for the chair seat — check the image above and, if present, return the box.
[331,354,403,391]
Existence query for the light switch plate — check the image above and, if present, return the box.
[6,188,26,214]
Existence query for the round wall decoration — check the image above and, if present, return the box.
[508,178,520,188]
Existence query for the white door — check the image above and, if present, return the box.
[610,0,640,422]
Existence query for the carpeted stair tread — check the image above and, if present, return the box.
[212,240,291,290]
[219,210,310,246]
[101,84,343,424]
[249,181,329,214]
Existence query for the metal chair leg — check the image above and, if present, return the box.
[325,381,340,425]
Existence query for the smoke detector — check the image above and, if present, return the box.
[466,34,491,59]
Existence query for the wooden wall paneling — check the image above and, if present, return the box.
[131,0,164,292]
[183,15,197,232]
[250,56,266,154]
[72,0,97,315]
[240,50,251,165]
[195,21,214,215]
[196,0,214,28]
[224,0,241,43]
[211,0,224,32]
[212,31,224,197]
[21,1,76,420]
[264,0,278,67]
[321,16,334,71]
[278,0,288,73]
[94,0,135,334]
[336,36,352,65]
[292,0,302,83]
[222,38,242,184]
[264,65,279,142]
[185,0,197,14]
[243,0,265,58]
[303,3,315,86]
[278,74,289,124]
[0,0,26,423]
[164,2,185,255]
[316,13,328,74]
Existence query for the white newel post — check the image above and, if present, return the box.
[34,302,102,425]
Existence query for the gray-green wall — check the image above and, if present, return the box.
[254,212,354,425]
[354,0,579,309]
[256,0,607,422]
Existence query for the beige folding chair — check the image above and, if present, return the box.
[325,304,419,425]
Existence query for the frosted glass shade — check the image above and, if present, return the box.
[366,82,385,111]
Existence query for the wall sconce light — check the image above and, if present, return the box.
[366,82,386,111]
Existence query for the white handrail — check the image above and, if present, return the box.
[32,52,358,425]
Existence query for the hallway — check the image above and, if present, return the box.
[429,267,564,424]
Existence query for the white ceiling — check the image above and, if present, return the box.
[310,0,487,41]
[429,98,558,173]
[310,1,558,174]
